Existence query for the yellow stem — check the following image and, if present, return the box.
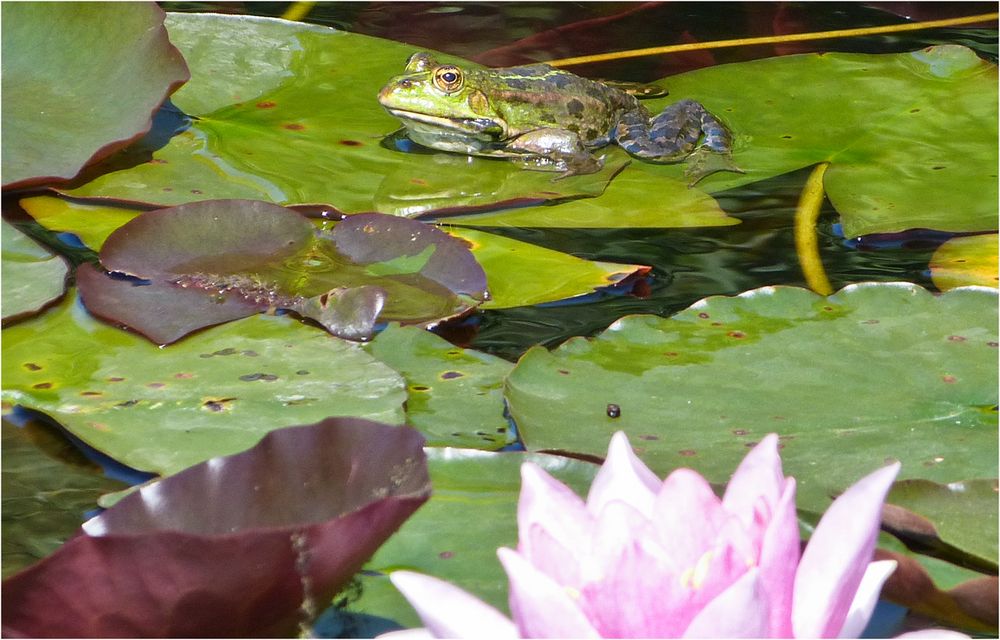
[795,163,834,296]
[280,1,315,22]
[547,12,998,67]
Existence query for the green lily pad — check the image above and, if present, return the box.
[506,283,998,519]
[344,448,599,628]
[930,234,999,291]
[1,221,68,322]
[656,45,998,237]
[444,226,648,309]
[20,195,650,310]
[364,324,514,449]
[2,419,126,578]
[1,291,406,476]
[887,478,999,567]
[434,165,739,229]
[76,200,487,343]
[1,2,188,188]
[59,13,621,215]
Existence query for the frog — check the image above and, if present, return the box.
[377,52,739,181]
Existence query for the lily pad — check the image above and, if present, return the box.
[76,200,487,343]
[1,2,188,188]
[445,226,649,309]
[930,234,999,291]
[1,292,406,476]
[2,419,126,579]
[20,195,650,310]
[364,324,514,448]
[505,283,998,521]
[886,478,999,568]
[60,13,622,216]
[433,166,739,229]
[657,45,998,237]
[1,220,68,322]
[345,448,599,628]
[2,418,431,638]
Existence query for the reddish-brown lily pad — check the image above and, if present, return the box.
[77,200,488,343]
[1,418,431,638]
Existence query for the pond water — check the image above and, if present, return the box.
[2,2,996,635]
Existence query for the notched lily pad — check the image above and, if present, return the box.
[2,418,431,638]
[77,200,488,343]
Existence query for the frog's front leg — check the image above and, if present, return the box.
[506,128,604,180]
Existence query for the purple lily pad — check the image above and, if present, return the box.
[2,418,430,637]
[77,200,488,343]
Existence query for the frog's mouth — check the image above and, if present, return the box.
[384,108,504,138]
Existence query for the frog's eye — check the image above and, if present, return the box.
[433,66,464,93]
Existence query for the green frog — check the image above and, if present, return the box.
[378,52,738,181]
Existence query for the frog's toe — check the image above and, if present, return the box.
[684,149,744,186]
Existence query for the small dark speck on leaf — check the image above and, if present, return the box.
[80,391,103,397]
[284,123,305,131]
[296,370,311,375]
[191,189,203,194]
[108,376,125,382]
[942,375,957,384]
[256,101,277,109]
[496,427,506,433]
[679,449,696,457]
[340,139,362,146]
[638,434,658,441]
[117,399,140,408]
[909,108,921,113]
[988,342,998,347]
[410,384,431,391]
[24,362,42,371]
[174,372,194,379]
[557,369,571,375]
[606,403,621,418]
[147,382,166,389]
[441,371,464,380]
[438,551,454,559]
[242,350,259,357]
[728,331,746,339]
[732,429,748,436]
[32,382,53,389]
[931,166,946,170]
[948,335,966,342]
[698,312,710,319]
[781,135,793,139]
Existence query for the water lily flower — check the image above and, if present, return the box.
[388,432,903,638]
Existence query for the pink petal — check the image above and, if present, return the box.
[757,477,800,637]
[586,431,661,518]
[722,434,786,526]
[651,468,728,569]
[498,547,600,638]
[837,560,897,638]
[517,462,594,585]
[682,568,770,638]
[390,570,518,639]
[792,463,900,638]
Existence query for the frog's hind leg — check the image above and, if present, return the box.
[616,98,732,162]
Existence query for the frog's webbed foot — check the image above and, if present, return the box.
[684,147,744,186]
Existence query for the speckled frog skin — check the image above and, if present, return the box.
[378,52,736,179]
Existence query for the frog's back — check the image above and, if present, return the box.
[476,63,642,143]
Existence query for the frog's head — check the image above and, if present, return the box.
[378,52,506,139]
